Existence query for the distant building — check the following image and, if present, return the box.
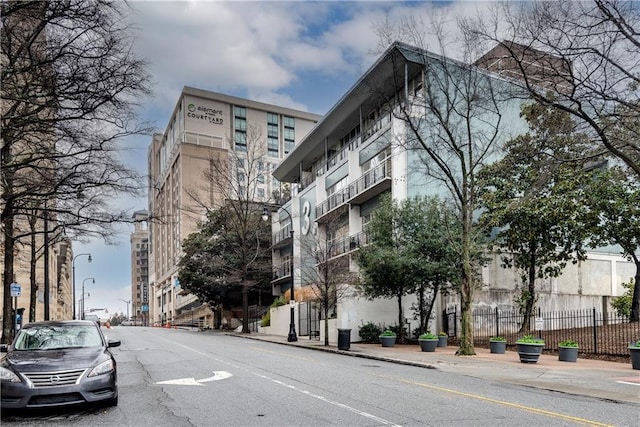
[129,210,149,324]
[147,87,321,328]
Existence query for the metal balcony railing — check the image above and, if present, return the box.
[327,231,368,259]
[347,159,391,200]
[272,259,292,281]
[272,223,293,246]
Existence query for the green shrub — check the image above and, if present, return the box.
[387,324,406,337]
[490,336,506,342]
[358,322,382,343]
[419,332,438,340]
[630,340,640,348]
[516,335,544,344]
[260,297,288,327]
[558,339,578,348]
[380,329,397,337]
[271,296,287,308]
[260,310,271,327]
[611,278,634,318]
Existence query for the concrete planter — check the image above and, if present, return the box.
[418,339,438,352]
[489,340,506,354]
[629,346,640,370]
[558,346,578,362]
[516,342,544,363]
[379,335,396,347]
[437,336,448,347]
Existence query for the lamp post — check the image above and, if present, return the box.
[81,278,95,320]
[262,206,297,342]
[72,253,92,320]
[119,299,131,320]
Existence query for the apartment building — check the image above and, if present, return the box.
[268,41,634,342]
[129,210,149,325]
[147,87,321,327]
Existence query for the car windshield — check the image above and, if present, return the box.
[13,325,103,350]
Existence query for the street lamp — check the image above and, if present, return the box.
[82,277,95,320]
[119,299,131,320]
[262,206,297,342]
[72,253,92,320]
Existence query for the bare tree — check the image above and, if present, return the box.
[368,18,507,355]
[1,0,151,343]
[299,211,357,346]
[461,0,640,177]
[182,124,274,333]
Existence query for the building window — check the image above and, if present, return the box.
[234,106,247,152]
[268,137,279,157]
[267,112,279,157]
[284,116,295,154]
[235,132,247,152]
[258,188,265,200]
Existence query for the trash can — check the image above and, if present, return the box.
[338,328,351,351]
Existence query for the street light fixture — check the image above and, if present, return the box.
[82,277,95,320]
[262,206,297,342]
[119,299,131,320]
[72,253,92,320]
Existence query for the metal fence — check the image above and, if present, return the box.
[443,307,640,357]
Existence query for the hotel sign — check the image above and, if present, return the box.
[187,103,224,125]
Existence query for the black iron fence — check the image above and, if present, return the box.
[443,307,640,357]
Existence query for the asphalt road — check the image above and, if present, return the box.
[2,326,638,426]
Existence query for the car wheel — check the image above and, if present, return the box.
[106,396,118,407]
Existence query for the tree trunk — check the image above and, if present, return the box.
[2,214,15,344]
[397,291,404,344]
[241,281,249,333]
[521,243,539,332]
[323,303,329,346]
[30,228,37,322]
[457,203,476,355]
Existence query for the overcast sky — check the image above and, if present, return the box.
[76,0,489,318]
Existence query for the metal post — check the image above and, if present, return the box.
[82,278,94,320]
[72,253,92,320]
[263,205,297,342]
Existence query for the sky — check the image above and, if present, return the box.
[75,0,490,318]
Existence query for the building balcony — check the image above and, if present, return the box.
[315,188,350,222]
[347,159,392,205]
[271,259,292,284]
[326,231,368,260]
[272,223,293,249]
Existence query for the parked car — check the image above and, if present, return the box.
[0,320,120,410]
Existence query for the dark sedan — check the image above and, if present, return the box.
[0,320,120,410]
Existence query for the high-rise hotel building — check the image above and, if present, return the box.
[147,87,321,327]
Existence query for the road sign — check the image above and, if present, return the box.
[10,283,21,297]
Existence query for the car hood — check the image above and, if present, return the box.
[5,348,110,372]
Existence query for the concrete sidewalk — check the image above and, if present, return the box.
[233,332,640,405]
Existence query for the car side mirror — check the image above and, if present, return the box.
[0,344,8,352]
[107,339,121,348]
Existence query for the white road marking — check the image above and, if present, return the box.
[153,334,402,426]
[155,371,233,386]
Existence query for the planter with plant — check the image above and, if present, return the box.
[558,339,579,362]
[629,340,640,370]
[418,332,439,352]
[516,335,545,363]
[437,332,448,347]
[489,336,507,354]
[379,330,397,347]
